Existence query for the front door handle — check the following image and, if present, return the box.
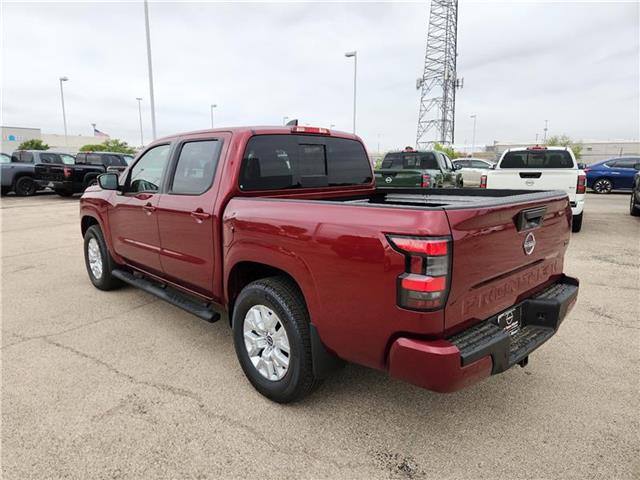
[142,202,156,215]
[190,208,211,223]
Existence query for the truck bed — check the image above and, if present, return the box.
[225,187,571,369]
[261,187,568,210]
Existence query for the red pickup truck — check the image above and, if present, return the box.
[79,126,579,403]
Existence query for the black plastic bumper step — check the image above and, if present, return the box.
[112,269,220,322]
[448,275,579,375]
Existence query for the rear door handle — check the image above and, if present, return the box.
[142,202,156,215]
[191,208,211,222]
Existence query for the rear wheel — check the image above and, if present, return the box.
[83,225,123,291]
[592,178,613,194]
[232,276,320,403]
[84,177,98,190]
[572,212,583,232]
[14,177,37,196]
[631,193,640,216]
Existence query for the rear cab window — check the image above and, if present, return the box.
[380,152,439,170]
[500,150,575,168]
[239,135,372,191]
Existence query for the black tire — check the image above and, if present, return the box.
[83,225,123,291]
[631,193,640,217]
[232,276,320,403]
[14,176,37,196]
[55,188,74,197]
[592,178,613,194]
[84,176,98,191]
[571,212,583,232]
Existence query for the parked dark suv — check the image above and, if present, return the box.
[35,151,133,197]
[1,150,75,196]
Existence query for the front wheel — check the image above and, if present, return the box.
[592,178,613,194]
[83,225,123,291]
[572,212,583,233]
[232,276,320,403]
[14,177,37,196]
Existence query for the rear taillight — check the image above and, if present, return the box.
[387,235,451,311]
[577,174,586,194]
[479,174,487,188]
[63,167,72,178]
[421,174,431,188]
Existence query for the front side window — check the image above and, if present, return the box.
[171,140,221,195]
[0,154,11,164]
[239,135,371,191]
[128,144,171,193]
[75,153,87,163]
[471,160,491,169]
[12,151,34,163]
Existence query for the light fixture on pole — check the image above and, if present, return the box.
[210,104,217,128]
[144,0,157,140]
[470,114,477,154]
[59,76,69,146]
[344,51,357,134]
[136,97,144,148]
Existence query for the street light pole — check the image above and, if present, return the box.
[144,0,157,140]
[210,104,217,128]
[345,51,357,134]
[136,97,144,148]
[59,76,69,146]
[470,114,477,154]
[543,120,548,143]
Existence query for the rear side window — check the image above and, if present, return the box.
[171,140,221,195]
[239,135,372,191]
[608,158,640,168]
[87,153,102,165]
[12,151,34,163]
[500,150,574,168]
[381,152,439,170]
[39,153,62,164]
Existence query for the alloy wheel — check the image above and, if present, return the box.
[242,305,290,381]
[87,237,103,279]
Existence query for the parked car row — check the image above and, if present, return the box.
[1,150,133,196]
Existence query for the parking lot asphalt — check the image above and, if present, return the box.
[1,192,639,479]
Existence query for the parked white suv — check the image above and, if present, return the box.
[482,146,586,232]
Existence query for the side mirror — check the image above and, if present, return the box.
[97,172,119,190]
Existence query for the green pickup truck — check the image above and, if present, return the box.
[375,148,463,189]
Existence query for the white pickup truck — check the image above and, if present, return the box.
[482,146,586,232]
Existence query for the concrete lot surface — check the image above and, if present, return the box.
[2,192,639,479]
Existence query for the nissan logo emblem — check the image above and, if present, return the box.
[523,232,536,255]
[385,177,392,183]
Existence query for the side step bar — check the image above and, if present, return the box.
[112,269,220,323]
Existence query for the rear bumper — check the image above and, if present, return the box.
[36,179,71,191]
[387,275,579,393]
[571,198,585,215]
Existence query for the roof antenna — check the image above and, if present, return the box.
[285,119,298,126]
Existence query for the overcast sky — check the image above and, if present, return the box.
[2,1,638,151]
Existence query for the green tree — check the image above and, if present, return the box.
[545,135,583,160]
[79,139,136,154]
[18,139,49,150]
[433,143,463,159]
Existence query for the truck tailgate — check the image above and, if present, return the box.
[444,193,571,333]
[35,164,66,182]
[375,169,423,187]
[487,169,578,200]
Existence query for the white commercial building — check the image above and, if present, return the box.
[1,125,110,154]
[488,140,640,164]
